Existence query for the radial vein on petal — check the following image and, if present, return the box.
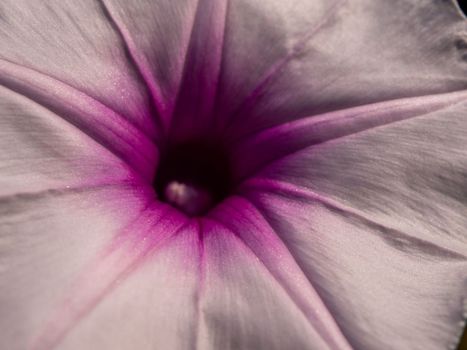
[239,177,467,261]
[232,89,467,181]
[194,218,206,350]
[210,203,353,350]
[168,0,202,130]
[234,89,467,146]
[99,0,170,132]
[0,58,158,180]
[0,57,154,142]
[31,206,189,350]
[0,182,136,207]
[210,0,230,129]
[221,0,347,130]
[169,0,229,135]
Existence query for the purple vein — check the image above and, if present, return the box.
[231,89,467,181]
[194,218,205,350]
[168,0,229,136]
[233,89,467,147]
[211,0,230,129]
[221,0,346,130]
[166,0,202,134]
[201,0,230,113]
[0,57,154,143]
[0,58,158,181]
[208,214,353,350]
[31,206,189,350]
[99,0,169,131]
[0,181,136,205]
[240,178,467,261]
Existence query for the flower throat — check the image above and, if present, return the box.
[153,140,233,216]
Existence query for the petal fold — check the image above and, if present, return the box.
[222,0,467,138]
[0,0,158,135]
[239,186,467,350]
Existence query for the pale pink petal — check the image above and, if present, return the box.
[231,90,467,181]
[97,0,200,127]
[211,0,346,136]
[236,98,467,349]
[0,0,158,136]
[197,217,345,350]
[221,0,467,139]
[41,221,200,350]
[0,184,155,350]
[239,185,466,350]
[0,86,150,194]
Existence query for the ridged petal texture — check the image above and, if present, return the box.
[0,1,466,350]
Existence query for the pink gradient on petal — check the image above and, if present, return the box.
[231,89,467,181]
[169,0,229,141]
[0,58,159,181]
[208,196,353,350]
[239,177,467,260]
[100,0,170,130]
[237,182,467,350]
[31,202,189,350]
[219,0,346,133]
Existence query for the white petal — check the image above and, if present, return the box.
[220,0,467,138]
[239,187,467,350]
[0,0,157,135]
[0,184,153,350]
[197,218,340,350]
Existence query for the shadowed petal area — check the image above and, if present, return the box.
[231,90,467,181]
[0,0,158,136]
[221,0,467,139]
[97,0,200,128]
[169,0,228,140]
[212,0,345,130]
[96,0,342,133]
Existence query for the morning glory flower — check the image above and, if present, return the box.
[0,0,466,349]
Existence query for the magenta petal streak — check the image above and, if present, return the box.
[31,202,190,350]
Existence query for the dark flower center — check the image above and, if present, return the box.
[153,140,233,216]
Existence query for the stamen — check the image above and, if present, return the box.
[154,140,232,216]
[164,181,213,216]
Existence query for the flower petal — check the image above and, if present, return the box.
[0,86,147,195]
[0,83,165,348]
[38,220,199,350]
[0,0,157,135]
[250,99,467,256]
[221,0,467,138]
[197,217,350,350]
[231,90,467,181]
[239,186,467,350]
[96,0,200,128]
[215,0,344,133]
[0,184,153,350]
[237,99,467,348]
